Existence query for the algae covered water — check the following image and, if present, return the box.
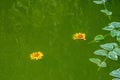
[0,0,120,80]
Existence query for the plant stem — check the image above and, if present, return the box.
[88,33,110,44]
[103,2,111,20]
[103,2,107,10]
[104,33,110,37]
[97,57,107,71]
[88,40,96,44]
[108,15,111,20]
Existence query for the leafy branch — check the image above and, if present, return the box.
[89,0,120,80]
[93,0,112,20]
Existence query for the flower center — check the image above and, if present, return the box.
[78,34,83,38]
[34,53,39,57]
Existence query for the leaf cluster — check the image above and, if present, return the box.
[90,0,120,80]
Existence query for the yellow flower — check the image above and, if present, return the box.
[73,33,86,40]
[30,51,43,60]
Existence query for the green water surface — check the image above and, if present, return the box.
[0,0,120,80]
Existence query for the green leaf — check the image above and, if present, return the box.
[94,49,107,56]
[112,43,118,48]
[116,31,120,42]
[100,43,117,51]
[94,35,104,41]
[102,0,107,2]
[110,30,118,37]
[117,36,120,42]
[98,61,107,67]
[110,68,120,78]
[89,58,106,67]
[102,25,115,31]
[107,51,118,61]
[116,31,120,36]
[114,48,120,56]
[89,58,101,65]
[100,9,112,15]
[109,22,120,28]
[93,0,107,4]
[112,78,120,80]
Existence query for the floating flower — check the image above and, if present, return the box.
[73,32,86,40]
[30,51,43,60]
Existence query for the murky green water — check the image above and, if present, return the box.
[0,0,120,80]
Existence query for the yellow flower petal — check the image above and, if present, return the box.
[30,51,43,60]
[73,32,86,40]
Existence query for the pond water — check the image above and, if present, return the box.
[0,0,120,80]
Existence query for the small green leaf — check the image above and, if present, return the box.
[116,31,120,36]
[89,58,101,65]
[98,61,107,67]
[117,36,120,42]
[94,49,107,56]
[100,9,112,15]
[94,35,104,41]
[107,51,118,61]
[100,43,116,51]
[89,58,106,67]
[102,25,115,31]
[93,0,107,4]
[114,48,120,56]
[102,0,107,2]
[112,78,120,80]
[109,22,120,28]
[110,68,120,78]
[110,30,118,37]
[111,43,118,48]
